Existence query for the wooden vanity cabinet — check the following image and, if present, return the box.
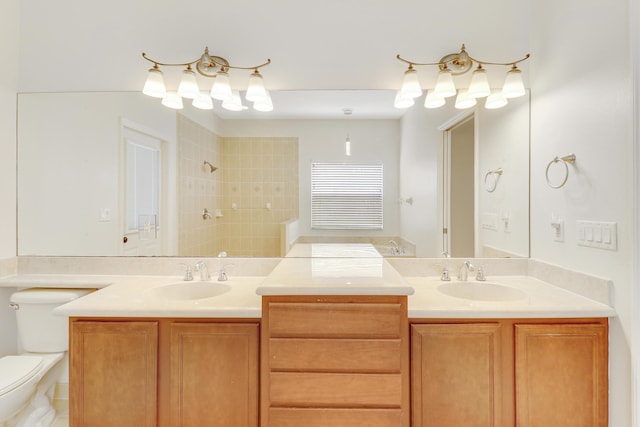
[410,318,608,427]
[261,295,411,427]
[69,318,259,427]
[70,320,159,427]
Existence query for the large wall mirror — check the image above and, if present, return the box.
[16,90,529,258]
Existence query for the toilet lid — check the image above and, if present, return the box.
[0,355,43,396]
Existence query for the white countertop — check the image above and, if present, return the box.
[10,275,265,318]
[256,257,413,296]
[285,243,382,258]
[407,276,615,318]
[0,266,616,319]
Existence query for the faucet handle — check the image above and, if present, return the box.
[476,266,486,281]
[183,265,193,281]
[441,267,451,281]
[218,263,234,282]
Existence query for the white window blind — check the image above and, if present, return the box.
[311,163,383,230]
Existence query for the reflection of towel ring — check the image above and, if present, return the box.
[545,153,576,189]
[484,168,503,193]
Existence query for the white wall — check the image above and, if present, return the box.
[220,119,401,238]
[530,1,632,426]
[1,0,18,258]
[397,106,442,257]
[0,0,19,357]
[17,92,179,256]
[476,93,530,257]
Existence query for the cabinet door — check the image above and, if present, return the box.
[515,323,608,427]
[169,322,259,427]
[411,323,503,427]
[70,321,158,427]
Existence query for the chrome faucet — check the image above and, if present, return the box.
[388,240,405,255]
[194,261,210,281]
[218,265,229,281]
[457,260,474,281]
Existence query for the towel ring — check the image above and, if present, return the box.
[545,153,576,189]
[484,168,503,193]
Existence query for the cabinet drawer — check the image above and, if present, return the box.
[269,338,402,373]
[269,408,403,427]
[268,302,402,338]
[269,372,403,407]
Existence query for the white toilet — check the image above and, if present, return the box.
[0,288,92,427]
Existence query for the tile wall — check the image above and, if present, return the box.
[177,115,299,257]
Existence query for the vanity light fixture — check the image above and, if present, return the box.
[142,47,272,112]
[395,44,530,110]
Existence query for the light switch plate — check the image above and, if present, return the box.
[99,208,112,222]
[577,220,617,250]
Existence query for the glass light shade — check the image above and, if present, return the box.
[221,90,245,111]
[467,67,491,98]
[177,68,200,99]
[400,68,422,99]
[502,66,526,98]
[192,92,214,110]
[246,71,268,102]
[161,91,184,109]
[210,71,233,101]
[424,90,446,109]
[393,90,414,109]
[454,89,477,109]
[142,67,166,98]
[253,92,274,112]
[345,136,351,156]
[433,68,456,98]
[485,90,508,109]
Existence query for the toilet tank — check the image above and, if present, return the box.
[10,288,94,353]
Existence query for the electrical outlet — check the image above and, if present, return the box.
[552,219,564,242]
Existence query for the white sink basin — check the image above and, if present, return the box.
[437,282,527,301]
[150,282,231,300]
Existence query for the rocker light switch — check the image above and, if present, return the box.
[577,220,617,251]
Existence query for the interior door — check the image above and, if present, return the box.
[442,114,475,258]
[120,121,167,256]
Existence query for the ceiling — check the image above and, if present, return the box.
[17,0,530,119]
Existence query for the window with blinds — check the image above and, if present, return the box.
[311,162,383,230]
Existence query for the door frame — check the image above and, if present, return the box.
[438,110,476,257]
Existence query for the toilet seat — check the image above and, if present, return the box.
[0,356,43,396]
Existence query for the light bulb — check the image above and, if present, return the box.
[142,66,166,98]
[424,90,446,109]
[394,90,414,109]
[246,71,268,102]
[502,65,526,98]
[345,136,351,156]
[399,67,422,99]
[192,92,214,110]
[485,90,508,109]
[221,90,246,111]
[467,65,491,98]
[161,91,184,109]
[433,67,456,98]
[177,67,200,99]
[454,89,477,109]
[210,71,233,101]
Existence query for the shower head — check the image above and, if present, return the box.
[203,160,218,173]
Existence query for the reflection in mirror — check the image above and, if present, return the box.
[16,90,529,258]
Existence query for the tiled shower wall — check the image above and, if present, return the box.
[177,115,224,256]
[177,115,299,257]
[220,136,299,257]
